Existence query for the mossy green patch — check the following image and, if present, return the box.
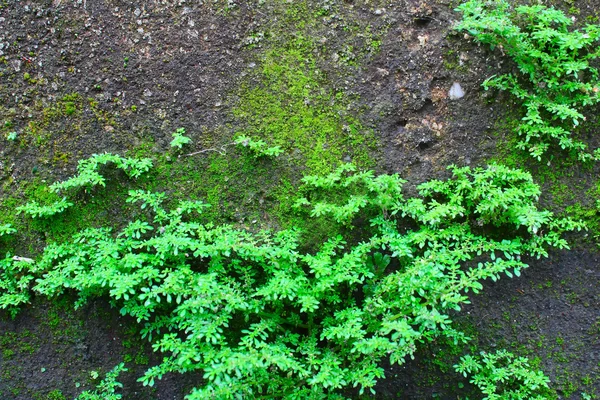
[565,202,600,241]
[120,0,385,234]
[18,92,84,148]
[234,1,377,176]
[45,390,67,400]
[0,331,39,355]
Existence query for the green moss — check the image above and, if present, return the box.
[487,116,525,168]
[442,48,470,73]
[235,47,375,175]
[43,93,83,121]
[2,348,14,359]
[16,92,85,148]
[87,97,116,126]
[46,389,66,400]
[120,325,150,366]
[586,15,600,23]
[234,1,377,176]
[0,331,39,357]
[565,203,599,238]
[118,0,385,234]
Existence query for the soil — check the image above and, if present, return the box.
[1,0,600,399]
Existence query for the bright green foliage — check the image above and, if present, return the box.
[234,134,284,157]
[16,153,152,218]
[50,153,153,191]
[1,155,581,398]
[456,0,600,162]
[0,224,16,236]
[0,255,34,317]
[0,224,37,317]
[0,254,37,317]
[16,197,74,218]
[76,363,127,400]
[170,128,192,149]
[455,349,552,400]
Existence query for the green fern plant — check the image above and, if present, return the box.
[456,0,600,162]
[0,223,35,317]
[0,255,38,318]
[0,155,581,398]
[16,197,74,218]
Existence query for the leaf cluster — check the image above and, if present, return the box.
[235,134,284,158]
[0,157,582,398]
[456,0,600,162]
[0,223,16,237]
[16,153,152,218]
[454,349,552,400]
[76,363,128,400]
[170,128,192,149]
[0,254,38,317]
[0,224,38,317]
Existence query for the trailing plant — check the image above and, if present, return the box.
[234,134,284,157]
[0,157,583,398]
[76,363,127,400]
[49,153,153,191]
[16,153,152,218]
[455,349,553,400]
[16,197,74,219]
[455,0,600,162]
[181,134,282,158]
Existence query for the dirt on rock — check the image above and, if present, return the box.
[0,0,256,183]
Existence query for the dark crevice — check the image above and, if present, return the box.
[396,118,408,128]
[413,16,433,27]
[418,98,434,113]
[417,141,432,151]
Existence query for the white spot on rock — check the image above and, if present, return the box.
[448,82,465,100]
